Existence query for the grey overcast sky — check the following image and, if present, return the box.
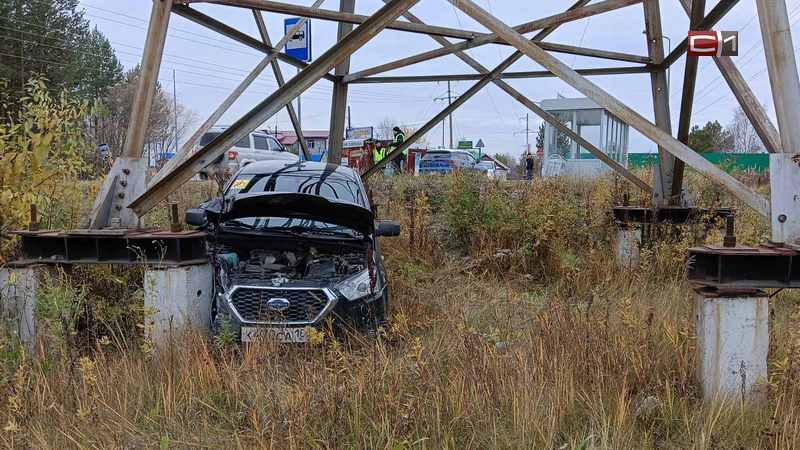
[79,0,792,158]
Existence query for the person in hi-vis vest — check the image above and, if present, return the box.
[391,126,407,172]
[372,145,385,166]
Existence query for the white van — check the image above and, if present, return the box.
[199,126,298,179]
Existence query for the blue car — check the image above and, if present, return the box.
[418,150,477,175]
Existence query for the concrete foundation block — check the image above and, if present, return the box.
[144,264,213,344]
[0,267,40,352]
[615,226,641,269]
[695,291,769,402]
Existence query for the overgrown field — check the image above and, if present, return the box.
[2,172,800,449]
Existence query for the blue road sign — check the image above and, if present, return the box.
[284,18,311,62]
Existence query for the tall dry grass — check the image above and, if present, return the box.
[1,172,799,449]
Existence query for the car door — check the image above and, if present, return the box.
[233,133,254,164]
[251,134,272,162]
[267,136,299,161]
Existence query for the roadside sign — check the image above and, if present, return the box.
[346,126,374,140]
[475,139,485,148]
[457,140,473,150]
[284,18,312,62]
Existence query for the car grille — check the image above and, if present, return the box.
[230,287,330,324]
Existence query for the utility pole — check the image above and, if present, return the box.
[434,82,460,148]
[447,80,453,148]
[514,113,536,155]
[525,113,530,154]
[173,69,178,164]
[347,105,352,131]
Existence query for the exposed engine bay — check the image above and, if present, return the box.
[211,236,369,288]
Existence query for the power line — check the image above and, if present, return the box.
[81,2,249,45]
[693,67,770,116]
[0,25,432,104]
[692,0,800,102]
[0,50,430,104]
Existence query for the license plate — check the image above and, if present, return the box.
[241,326,308,343]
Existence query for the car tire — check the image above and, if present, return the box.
[365,293,389,331]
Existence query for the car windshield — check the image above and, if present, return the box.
[227,169,368,207]
[223,216,361,238]
[423,152,454,160]
[423,152,473,162]
[221,167,368,237]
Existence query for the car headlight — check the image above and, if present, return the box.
[335,270,372,301]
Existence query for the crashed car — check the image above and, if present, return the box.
[186,160,400,343]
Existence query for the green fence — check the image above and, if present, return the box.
[628,153,769,173]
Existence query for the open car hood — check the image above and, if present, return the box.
[219,192,374,235]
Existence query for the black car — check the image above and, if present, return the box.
[186,160,400,343]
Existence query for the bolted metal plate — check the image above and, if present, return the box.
[770,154,800,245]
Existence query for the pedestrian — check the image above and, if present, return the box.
[372,145,385,166]
[525,152,534,180]
[391,126,406,173]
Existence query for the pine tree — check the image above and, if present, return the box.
[0,0,122,116]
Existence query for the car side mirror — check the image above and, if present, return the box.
[375,220,401,237]
[185,208,208,227]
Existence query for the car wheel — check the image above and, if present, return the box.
[365,293,389,332]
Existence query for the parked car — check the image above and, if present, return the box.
[186,160,401,343]
[418,150,477,175]
[198,126,298,180]
[475,160,497,178]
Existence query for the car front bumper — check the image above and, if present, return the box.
[214,284,386,340]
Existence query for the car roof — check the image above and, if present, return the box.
[207,126,269,136]
[238,160,362,181]
[425,149,474,156]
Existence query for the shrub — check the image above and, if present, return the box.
[0,78,92,261]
